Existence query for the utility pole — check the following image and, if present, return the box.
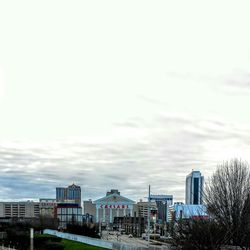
[147,185,151,247]
[30,228,34,250]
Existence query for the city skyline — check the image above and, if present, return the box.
[1,1,250,202]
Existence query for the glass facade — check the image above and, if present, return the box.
[185,171,204,205]
[67,185,81,204]
[56,188,66,202]
[193,178,199,204]
[56,184,81,205]
[57,205,82,228]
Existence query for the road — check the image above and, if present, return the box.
[101,230,149,247]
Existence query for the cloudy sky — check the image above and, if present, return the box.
[1,1,250,202]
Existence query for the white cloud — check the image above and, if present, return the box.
[1,113,250,202]
[1,1,250,202]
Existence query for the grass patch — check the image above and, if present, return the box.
[35,234,109,250]
[35,234,57,238]
[62,239,109,250]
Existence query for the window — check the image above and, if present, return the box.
[193,178,199,204]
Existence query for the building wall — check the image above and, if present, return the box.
[56,188,66,202]
[0,203,4,217]
[135,201,157,220]
[39,198,57,217]
[67,184,81,206]
[96,206,133,224]
[57,204,82,228]
[83,200,96,217]
[185,171,204,205]
[186,176,191,205]
[149,195,173,223]
[94,190,135,224]
[0,202,40,218]
[168,204,207,222]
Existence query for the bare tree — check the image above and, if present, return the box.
[205,159,250,249]
[171,217,226,250]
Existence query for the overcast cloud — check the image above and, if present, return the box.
[1,1,250,202]
[1,113,250,202]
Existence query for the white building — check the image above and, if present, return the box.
[185,170,204,205]
[93,190,135,224]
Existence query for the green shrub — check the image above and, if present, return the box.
[45,241,64,250]
[34,235,62,248]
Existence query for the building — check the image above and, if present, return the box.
[106,190,120,196]
[39,198,57,217]
[168,204,208,222]
[55,184,82,228]
[185,170,204,205]
[56,202,82,228]
[149,195,173,223]
[135,201,158,222]
[167,202,183,222]
[83,199,96,221]
[113,216,145,237]
[93,189,135,224]
[82,213,94,223]
[0,201,40,218]
[56,183,81,206]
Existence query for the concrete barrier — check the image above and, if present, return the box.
[43,229,172,250]
[0,247,16,250]
[44,229,113,249]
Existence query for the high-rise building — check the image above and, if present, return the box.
[56,187,66,202]
[149,194,173,223]
[56,184,82,228]
[67,184,81,205]
[56,183,81,206]
[185,170,204,205]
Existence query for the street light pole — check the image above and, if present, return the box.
[30,228,34,250]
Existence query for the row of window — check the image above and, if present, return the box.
[57,215,82,222]
[57,208,82,215]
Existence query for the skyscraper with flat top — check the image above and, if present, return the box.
[185,170,204,205]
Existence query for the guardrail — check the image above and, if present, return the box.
[0,246,17,250]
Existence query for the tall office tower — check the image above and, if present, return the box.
[56,184,81,206]
[185,170,204,205]
[67,184,81,206]
[56,187,67,202]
